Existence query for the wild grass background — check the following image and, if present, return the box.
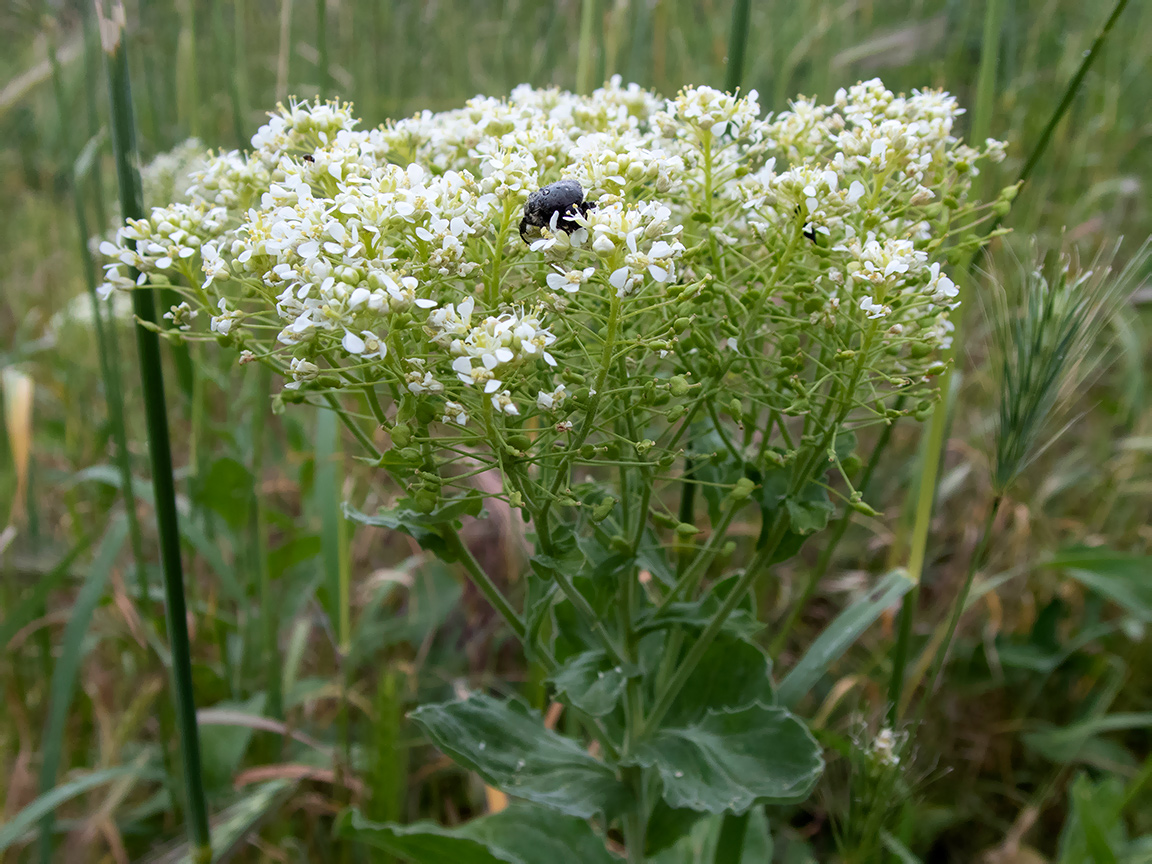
[0,0,1150,861]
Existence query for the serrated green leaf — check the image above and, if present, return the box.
[549,650,628,717]
[337,802,619,864]
[410,694,624,818]
[777,569,914,709]
[344,491,484,561]
[632,703,823,814]
[784,496,834,535]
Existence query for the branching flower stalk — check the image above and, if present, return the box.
[99,76,1007,859]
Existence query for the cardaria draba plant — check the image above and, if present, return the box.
[99,77,1007,860]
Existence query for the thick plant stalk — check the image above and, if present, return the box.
[96,3,212,860]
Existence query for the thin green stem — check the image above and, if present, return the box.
[641,512,789,739]
[1012,0,1130,200]
[99,7,211,860]
[323,393,382,460]
[926,495,1003,697]
[442,531,526,641]
[251,366,280,719]
[770,409,901,658]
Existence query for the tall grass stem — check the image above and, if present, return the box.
[97,4,212,859]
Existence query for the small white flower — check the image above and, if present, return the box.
[859,295,889,319]
[546,266,595,294]
[284,357,320,390]
[442,401,469,426]
[164,301,198,331]
[491,390,520,416]
[536,384,567,411]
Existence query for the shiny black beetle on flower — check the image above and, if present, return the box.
[519,179,592,243]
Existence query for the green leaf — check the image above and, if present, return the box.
[36,519,127,860]
[777,569,914,709]
[267,533,321,579]
[0,537,90,651]
[659,634,776,728]
[194,456,254,529]
[881,830,924,864]
[344,491,484,561]
[632,703,823,814]
[1057,774,1125,864]
[784,496,834,535]
[410,694,624,818]
[549,650,627,717]
[1048,547,1152,622]
[198,694,266,791]
[0,766,162,853]
[1023,713,1152,765]
[338,802,620,864]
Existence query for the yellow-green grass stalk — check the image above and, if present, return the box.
[576,0,598,95]
[96,3,211,859]
[886,0,1133,725]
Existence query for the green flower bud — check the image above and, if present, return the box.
[673,317,692,332]
[391,423,413,448]
[675,522,702,537]
[669,375,690,397]
[609,534,631,554]
[591,496,617,522]
[507,434,532,452]
[652,511,678,529]
[729,477,755,501]
[665,404,686,422]
[909,341,934,359]
[850,498,880,517]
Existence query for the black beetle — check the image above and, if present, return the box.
[519,180,591,243]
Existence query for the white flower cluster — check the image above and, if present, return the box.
[97,76,1005,451]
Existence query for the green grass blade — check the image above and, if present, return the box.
[0,538,91,651]
[724,0,752,93]
[778,569,915,711]
[36,517,128,862]
[0,766,161,854]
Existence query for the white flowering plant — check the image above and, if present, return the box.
[99,77,1008,860]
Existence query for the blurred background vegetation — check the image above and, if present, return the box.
[0,0,1150,861]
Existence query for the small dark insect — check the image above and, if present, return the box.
[520,180,591,243]
[303,154,315,163]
